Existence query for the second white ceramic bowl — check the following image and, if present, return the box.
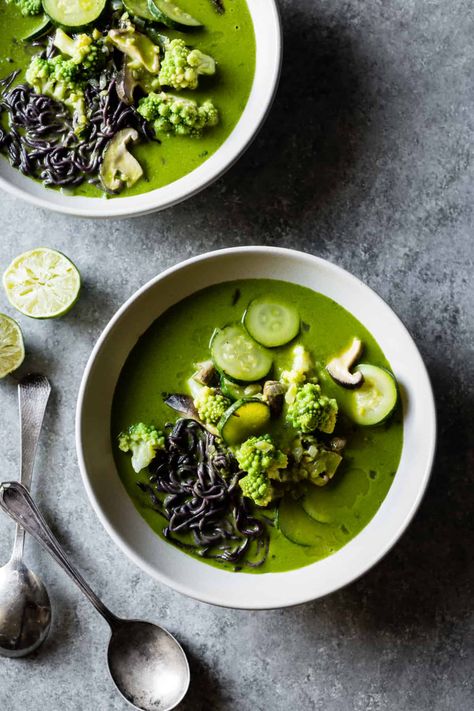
[0,0,281,217]
[76,247,436,609]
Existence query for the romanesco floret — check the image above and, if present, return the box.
[25,55,87,130]
[280,345,313,403]
[118,423,165,473]
[53,28,108,81]
[159,38,216,90]
[286,382,338,434]
[137,92,219,137]
[8,0,41,16]
[194,386,230,426]
[289,434,342,486]
[236,435,288,507]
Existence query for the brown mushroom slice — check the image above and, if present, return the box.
[100,128,143,193]
[164,393,199,419]
[326,337,364,388]
[108,26,160,74]
[262,380,286,416]
[192,360,217,386]
[116,61,138,105]
[164,393,219,436]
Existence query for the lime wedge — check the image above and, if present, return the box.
[3,248,81,319]
[0,314,25,378]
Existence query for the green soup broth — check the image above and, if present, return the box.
[112,279,403,574]
[0,0,256,197]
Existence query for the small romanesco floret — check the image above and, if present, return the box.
[289,434,342,487]
[118,423,165,474]
[286,382,338,434]
[53,28,108,80]
[236,435,288,507]
[8,0,41,16]
[280,345,314,403]
[159,38,216,90]
[137,92,219,137]
[25,55,87,130]
[194,386,230,426]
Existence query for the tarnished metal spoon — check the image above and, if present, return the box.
[0,374,51,657]
[0,481,190,711]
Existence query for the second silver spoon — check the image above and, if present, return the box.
[0,374,51,658]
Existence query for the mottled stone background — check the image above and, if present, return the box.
[0,1,473,709]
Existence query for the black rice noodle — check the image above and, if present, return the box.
[0,69,154,190]
[139,419,269,569]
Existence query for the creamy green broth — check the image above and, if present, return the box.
[112,279,403,574]
[0,0,256,197]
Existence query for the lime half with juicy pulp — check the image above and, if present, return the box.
[3,248,81,319]
[0,314,25,378]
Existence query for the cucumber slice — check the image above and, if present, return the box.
[220,376,246,401]
[302,468,370,524]
[244,296,300,348]
[42,0,106,28]
[211,324,273,383]
[22,16,52,42]
[124,0,155,21]
[148,0,202,29]
[277,496,331,547]
[346,364,398,426]
[218,398,270,445]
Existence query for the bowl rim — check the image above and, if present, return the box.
[0,0,282,218]
[76,246,437,608]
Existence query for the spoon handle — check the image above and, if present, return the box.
[0,481,119,628]
[11,374,51,563]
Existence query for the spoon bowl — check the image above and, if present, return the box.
[0,481,190,710]
[108,619,190,711]
[0,559,51,657]
[0,373,51,658]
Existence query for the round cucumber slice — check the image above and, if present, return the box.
[42,0,107,28]
[3,248,81,319]
[0,314,25,378]
[277,496,332,547]
[244,296,300,348]
[218,398,270,445]
[147,0,202,29]
[123,0,155,21]
[346,364,398,426]
[211,324,273,382]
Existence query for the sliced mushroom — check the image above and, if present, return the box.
[116,60,138,105]
[262,380,286,416]
[326,337,364,388]
[108,27,160,74]
[164,393,199,419]
[100,128,143,193]
[192,360,217,386]
[328,436,347,452]
[164,393,219,436]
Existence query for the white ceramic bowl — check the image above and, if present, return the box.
[0,1,281,218]
[76,247,436,609]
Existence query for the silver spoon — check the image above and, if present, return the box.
[0,374,51,658]
[0,481,190,711]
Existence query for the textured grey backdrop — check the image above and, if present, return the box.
[0,1,473,709]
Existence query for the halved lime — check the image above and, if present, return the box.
[0,314,25,378]
[3,248,81,319]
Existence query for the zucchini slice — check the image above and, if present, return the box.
[22,16,52,42]
[277,496,330,547]
[346,364,398,426]
[218,398,270,445]
[147,0,202,29]
[244,296,300,348]
[42,0,107,28]
[211,324,273,383]
[123,0,155,21]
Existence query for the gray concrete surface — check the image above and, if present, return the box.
[0,0,473,709]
